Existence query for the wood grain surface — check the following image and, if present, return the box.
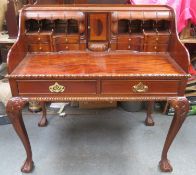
[11,52,184,76]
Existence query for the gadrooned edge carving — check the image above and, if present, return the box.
[19,96,171,102]
[6,74,191,79]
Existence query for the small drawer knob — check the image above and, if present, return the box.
[39,47,42,50]
[156,38,159,41]
[129,38,132,41]
[38,37,41,41]
[66,46,69,49]
[154,46,157,50]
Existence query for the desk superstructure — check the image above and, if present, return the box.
[6,5,190,173]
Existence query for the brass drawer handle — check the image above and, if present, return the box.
[132,82,148,93]
[49,82,65,93]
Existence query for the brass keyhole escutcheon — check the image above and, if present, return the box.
[49,82,65,93]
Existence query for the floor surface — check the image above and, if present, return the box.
[0,107,196,175]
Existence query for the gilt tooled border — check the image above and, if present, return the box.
[6,74,191,79]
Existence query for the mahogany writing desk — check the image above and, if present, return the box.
[6,5,190,173]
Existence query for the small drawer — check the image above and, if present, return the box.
[144,44,157,52]
[144,44,168,52]
[144,35,158,44]
[117,43,129,50]
[101,80,179,95]
[118,35,132,43]
[144,34,170,44]
[157,35,170,44]
[118,35,143,44]
[28,44,51,52]
[18,80,97,95]
[130,36,144,46]
[26,34,51,44]
[157,44,168,52]
[55,44,79,51]
[54,35,79,44]
[117,43,142,51]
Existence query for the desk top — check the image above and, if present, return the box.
[10,52,185,78]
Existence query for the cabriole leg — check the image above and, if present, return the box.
[159,97,189,172]
[38,101,48,127]
[145,101,155,126]
[6,97,34,173]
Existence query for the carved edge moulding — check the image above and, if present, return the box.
[13,96,169,102]
[6,74,191,79]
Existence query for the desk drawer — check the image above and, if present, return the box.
[101,80,179,95]
[18,80,97,94]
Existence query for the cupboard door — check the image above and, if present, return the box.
[88,13,108,41]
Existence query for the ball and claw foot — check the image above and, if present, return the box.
[145,117,155,126]
[159,159,173,172]
[21,159,34,173]
[38,102,47,127]
[145,101,155,126]
[38,117,48,127]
